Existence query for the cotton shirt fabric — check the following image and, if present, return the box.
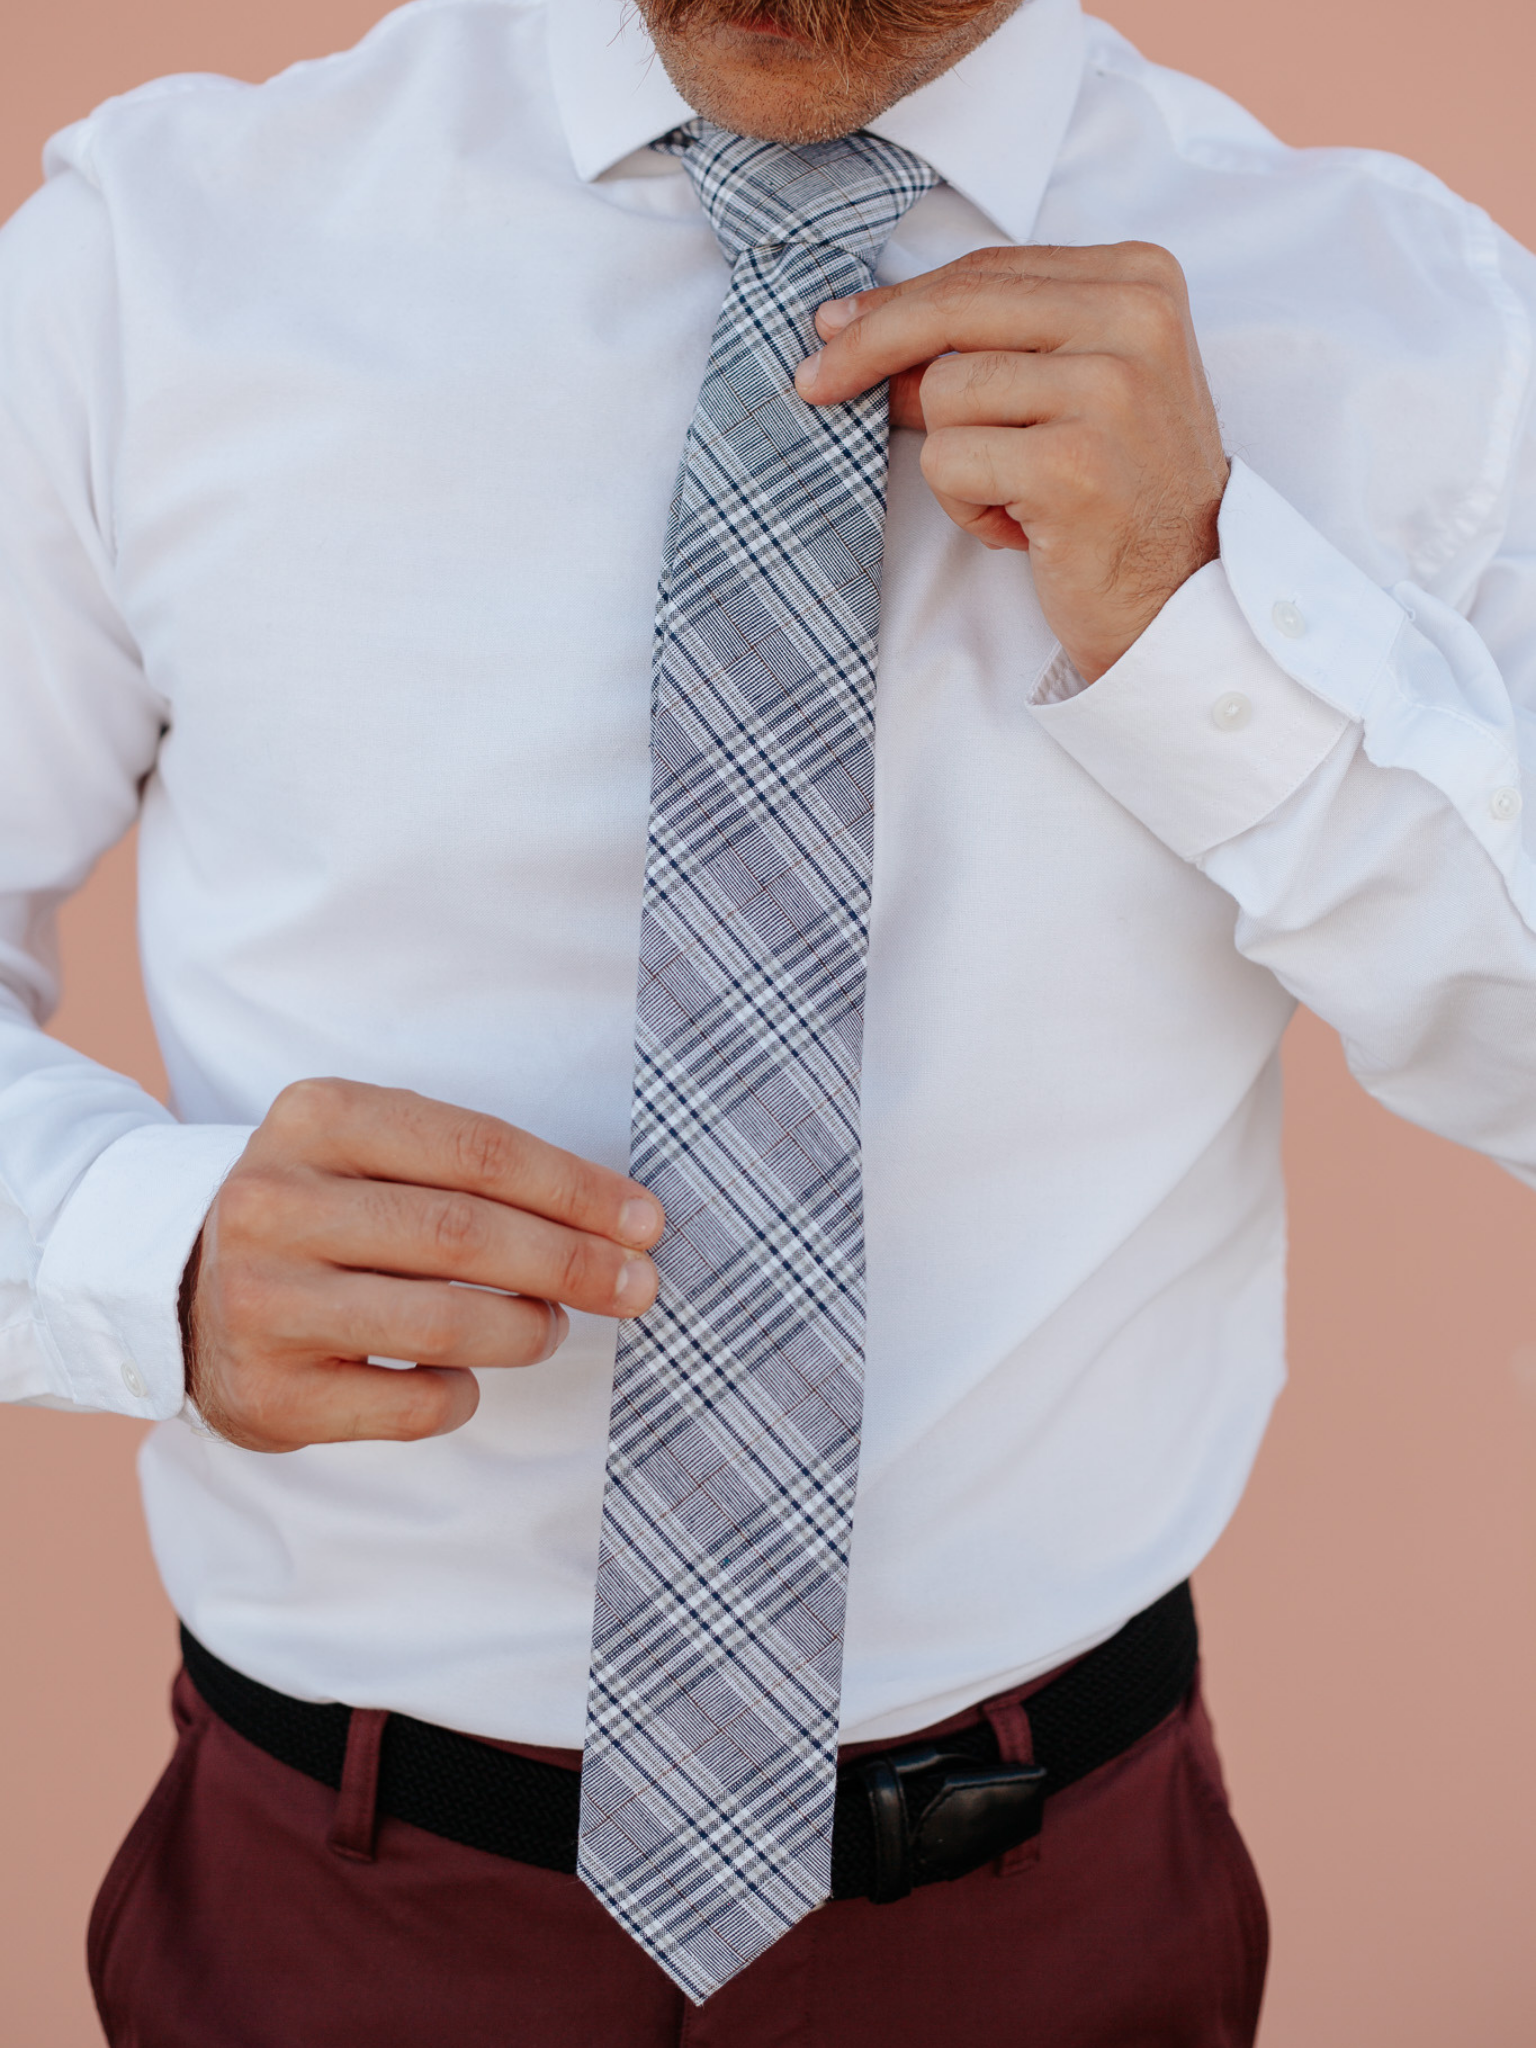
[4,0,1536,1748]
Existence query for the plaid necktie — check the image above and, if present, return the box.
[578,121,937,2004]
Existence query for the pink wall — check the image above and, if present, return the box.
[2,3,1534,2041]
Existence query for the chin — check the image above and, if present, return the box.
[694,87,874,144]
[657,33,888,144]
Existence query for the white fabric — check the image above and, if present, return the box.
[3,0,1535,1746]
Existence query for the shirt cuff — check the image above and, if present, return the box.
[33,1120,253,1419]
[1029,553,1354,861]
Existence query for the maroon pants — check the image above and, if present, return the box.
[89,1666,1267,2046]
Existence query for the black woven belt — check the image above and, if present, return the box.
[181,1581,1195,1905]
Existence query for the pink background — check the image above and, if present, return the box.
[2,1,1534,2040]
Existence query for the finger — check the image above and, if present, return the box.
[890,350,1101,436]
[260,1080,664,1248]
[927,484,1031,551]
[214,1358,483,1451]
[799,275,1184,407]
[914,349,1115,433]
[285,1268,571,1372]
[302,1176,660,1318]
[812,240,1185,340]
[920,421,1082,524]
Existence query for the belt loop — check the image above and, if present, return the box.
[981,1695,1041,1878]
[328,1708,389,1863]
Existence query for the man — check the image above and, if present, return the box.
[2,0,1532,2037]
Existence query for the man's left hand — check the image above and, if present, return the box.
[795,243,1230,684]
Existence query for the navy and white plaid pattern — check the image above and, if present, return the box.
[577,123,936,2003]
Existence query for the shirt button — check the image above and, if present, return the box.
[1490,785,1522,822]
[121,1360,148,1400]
[1211,691,1253,732]
[1272,599,1307,639]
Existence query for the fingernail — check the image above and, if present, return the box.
[794,348,823,398]
[619,1197,661,1246]
[616,1257,654,1313]
[818,296,859,334]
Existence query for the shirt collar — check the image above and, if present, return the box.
[547,0,1088,245]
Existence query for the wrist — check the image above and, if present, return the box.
[178,1227,205,1398]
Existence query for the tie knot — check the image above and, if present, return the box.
[657,121,937,264]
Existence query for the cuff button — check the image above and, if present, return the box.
[1211,691,1254,732]
[1272,599,1307,639]
[121,1360,148,1400]
[1490,785,1522,822]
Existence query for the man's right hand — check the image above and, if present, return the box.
[182,1078,664,1453]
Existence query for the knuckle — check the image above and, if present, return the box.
[1124,279,1184,349]
[555,1232,599,1302]
[215,1167,287,1245]
[1087,352,1139,411]
[452,1113,518,1190]
[951,244,1013,275]
[1061,427,1114,498]
[413,1294,472,1361]
[430,1191,487,1260]
[970,350,1020,399]
[945,349,995,398]
[386,1371,462,1442]
[268,1075,348,1140]
[932,272,990,315]
[1043,421,1087,477]
[546,1154,597,1228]
[1120,239,1182,283]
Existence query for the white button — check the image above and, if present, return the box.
[121,1360,147,1400]
[1211,692,1253,732]
[1490,786,1522,822]
[1272,599,1307,640]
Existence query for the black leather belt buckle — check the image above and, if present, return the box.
[855,1742,1049,1904]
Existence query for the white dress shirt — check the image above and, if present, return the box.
[3,0,1535,1747]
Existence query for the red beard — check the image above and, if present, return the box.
[638,0,1003,67]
